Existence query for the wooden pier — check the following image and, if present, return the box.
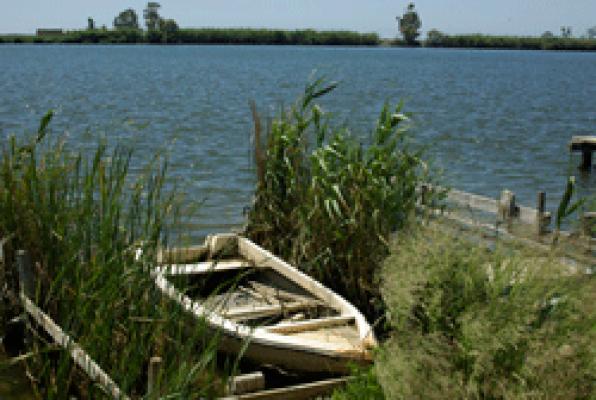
[570,136,596,170]
[420,184,595,266]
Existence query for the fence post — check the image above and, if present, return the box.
[147,356,162,399]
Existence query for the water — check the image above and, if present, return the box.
[0,44,595,397]
[0,45,595,239]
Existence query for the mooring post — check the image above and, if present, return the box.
[498,190,517,224]
[420,184,429,206]
[535,191,550,236]
[147,356,162,399]
[16,250,34,300]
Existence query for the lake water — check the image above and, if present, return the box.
[0,45,595,238]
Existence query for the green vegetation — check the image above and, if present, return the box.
[0,28,379,46]
[114,9,140,30]
[396,3,422,46]
[372,224,595,399]
[0,112,233,398]
[424,32,596,51]
[245,79,433,321]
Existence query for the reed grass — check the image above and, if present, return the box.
[375,223,595,399]
[0,112,231,398]
[245,78,434,321]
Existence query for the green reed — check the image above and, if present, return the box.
[245,78,433,321]
[0,112,230,398]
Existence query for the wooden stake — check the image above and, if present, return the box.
[535,192,549,236]
[498,190,517,223]
[147,356,162,399]
[420,184,429,206]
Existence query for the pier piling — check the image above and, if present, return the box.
[570,136,596,171]
[535,191,550,236]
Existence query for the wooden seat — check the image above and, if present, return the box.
[156,259,252,275]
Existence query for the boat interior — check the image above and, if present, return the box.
[157,242,363,349]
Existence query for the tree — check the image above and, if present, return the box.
[87,17,95,30]
[159,19,178,34]
[560,26,572,38]
[396,3,422,45]
[114,9,139,30]
[426,29,444,46]
[159,18,178,43]
[587,26,596,39]
[144,2,161,31]
[541,31,554,39]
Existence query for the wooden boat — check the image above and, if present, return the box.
[153,234,377,374]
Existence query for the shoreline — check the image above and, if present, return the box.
[1,29,595,51]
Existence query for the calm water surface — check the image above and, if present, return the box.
[0,44,595,397]
[0,45,595,237]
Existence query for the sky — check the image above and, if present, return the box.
[1,0,595,38]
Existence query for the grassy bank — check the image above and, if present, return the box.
[374,224,595,399]
[0,28,380,46]
[0,113,233,398]
[424,33,596,51]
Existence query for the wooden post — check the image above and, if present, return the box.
[535,191,549,236]
[570,136,595,171]
[227,372,266,395]
[498,190,517,223]
[580,150,593,171]
[420,184,429,206]
[147,356,162,399]
[16,250,34,300]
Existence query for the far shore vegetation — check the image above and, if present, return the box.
[1,1,596,51]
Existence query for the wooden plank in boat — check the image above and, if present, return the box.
[156,259,253,275]
[219,376,350,400]
[247,281,322,305]
[157,245,209,264]
[266,316,355,334]
[223,299,320,321]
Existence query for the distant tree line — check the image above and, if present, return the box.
[424,32,596,51]
[0,2,378,45]
[0,29,379,46]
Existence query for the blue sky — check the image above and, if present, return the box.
[2,0,595,38]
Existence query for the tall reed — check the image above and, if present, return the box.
[0,112,229,398]
[245,79,433,321]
